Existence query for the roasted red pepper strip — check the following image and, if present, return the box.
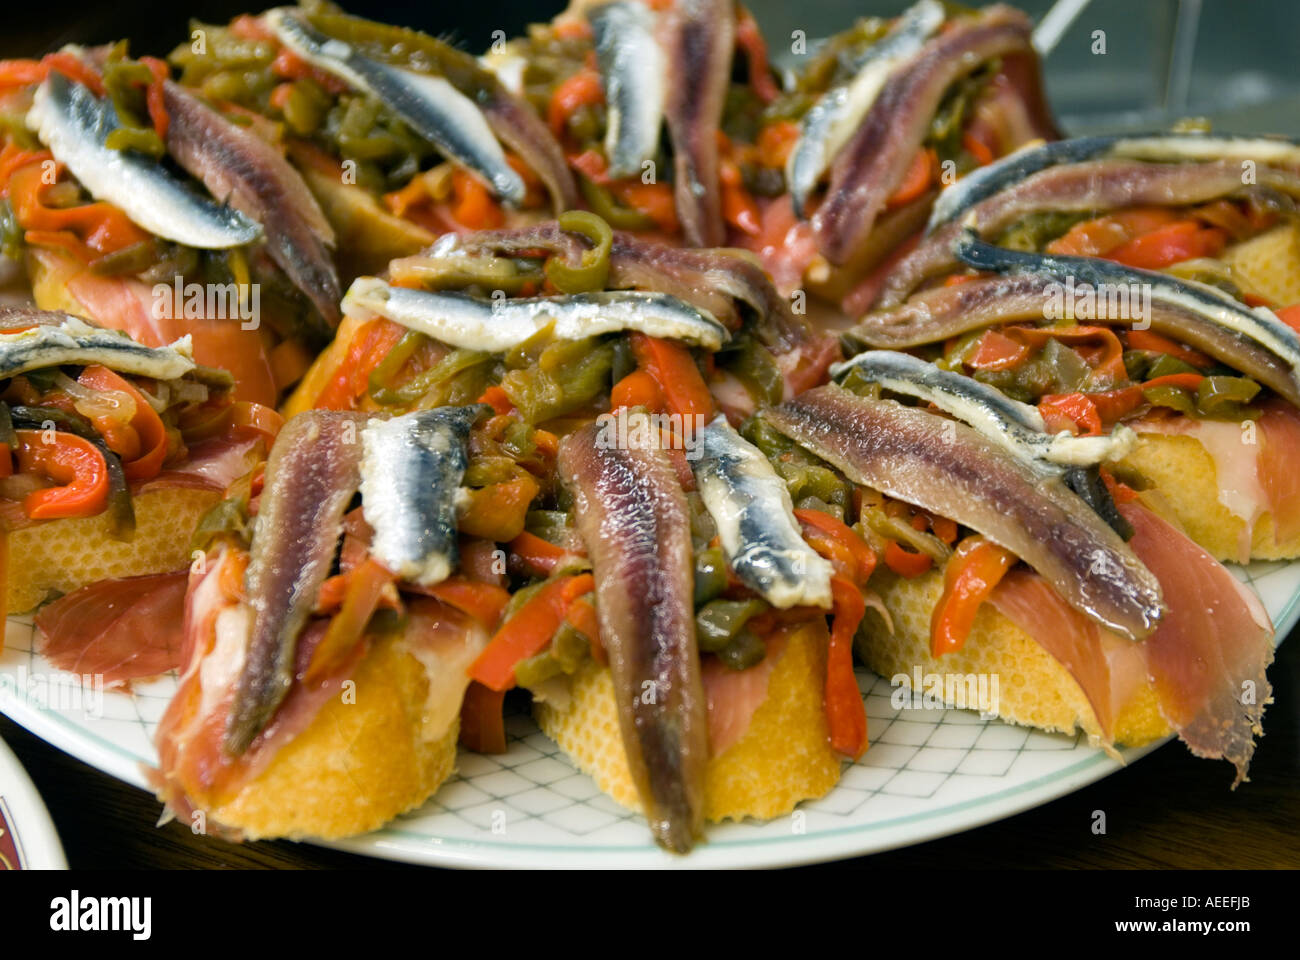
[459,681,508,754]
[629,333,715,421]
[469,573,595,691]
[1125,329,1211,369]
[305,557,395,682]
[8,159,152,258]
[967,329,1029,371]
[13,429,109,520]
[548,68,603,137]
[76,365,168,482]
[735,5,778,103]
[423,576,511,631]
[795,508,876,585]
[1276,304,1300,334]
[1107,220,1226,270]
[930,536,1017,656]
[1039,392,1103,436]
[507,530,572,577]
[884,539,933,578]
[139,56,171,140]
[826,576,868,759]
[314,317,406,410]
[610,369,664,411]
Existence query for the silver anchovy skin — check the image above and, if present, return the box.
[28,73,262,249]
[590,1,666,179]
[831,350,1136,469]
[692,415,833,609]
[953,229,1300,395]
[359,406,484,586]
[0,315,195,380]
[786,0,944,218]
[926,132,1300,235]
[268,9,525,204]
[342,277,728,351]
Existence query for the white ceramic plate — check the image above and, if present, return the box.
[0,729,67,869]
[0,561,1293,869]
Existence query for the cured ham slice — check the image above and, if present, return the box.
[701,633,787,755]
[35,572,189,686]
[1256,399,1300,545]
[990,569,1118,738]
[989,501,1273,784]
[1119,501,1274,785]
[153,547,367,825]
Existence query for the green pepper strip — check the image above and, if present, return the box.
[371,348,491,406]
[1141,385,1197,416]
[696,598,768,653]
[1196,376,1260,418]
[367,330,428,398]
[693,547,728,606]
[544,210,613,294]
[717,629,766,671]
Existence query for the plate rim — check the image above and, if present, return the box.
[0,731,68,869]
[2,569,1294,869]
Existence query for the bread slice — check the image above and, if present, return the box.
[857,570,1170,749]
[205,632,460,841]
[535,620,842,824]
[5,485,221,615]
[1222,222,1300,308]
[1117,432,1300,562]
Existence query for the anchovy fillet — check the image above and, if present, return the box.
[558,422,708,852]
[267,9,525,204]
[163,81,341,331]
[1109,133,1300,167]
[883,155,1300,306]
[831,349,1137,468]
[29,73,262,249]
[692,415,833,609]
[226,410,369,755]
[590,1,666,179]
[661,0,735,247]
[788,0,944,218]
[810,5,1036,265]
[342,277,728,351]
[926,132,1300,237]
[925,135,1119,235]
[359,406,484,586]
[0,309,194,380]
[443,224,810,347]
[953,232,1300,404]
[765,386,1165,640]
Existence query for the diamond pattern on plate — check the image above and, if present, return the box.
[2,559,1294,868]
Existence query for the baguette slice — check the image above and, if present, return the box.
[856,570,1170,749]
[536,620,843,824]
[1119,431,1300,562]
[6,485,221,615]
[1222,222,1300,308]
[207,633,460,841]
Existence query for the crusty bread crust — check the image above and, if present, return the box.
[535,621,842,824]
[1118,432,1300,562]
[209,633,460,841]
[1222,222,1300,308]
[5,485,221,615]
[858,570,1171,749]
